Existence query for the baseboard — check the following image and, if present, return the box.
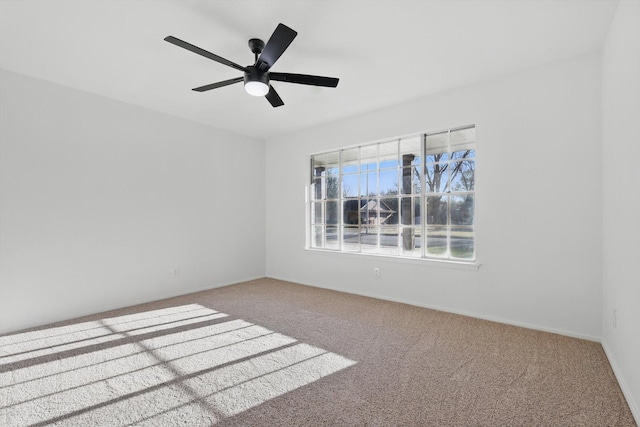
[266,274,601,342]
[601,340,640,424]
[0,275,266,335]
[133,275,266,307]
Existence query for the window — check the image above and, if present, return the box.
[309,125,475,262]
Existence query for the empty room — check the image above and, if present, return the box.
[1,0,638,426]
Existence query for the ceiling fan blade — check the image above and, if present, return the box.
[255,24,297,72]
[270,72,339,88]
[164,36,246,72]
[192,77,244,92]
[265,85,284,107]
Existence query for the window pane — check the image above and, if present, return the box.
[400,136,421,165]
[326,163,339,176]
[401,167,420,194]
[450,160,475,191]
[452,149,475,160]
[451,226,474,259]
[379,169,398,195]
[450,195,474,225]
[342,164,358,174]
[380,160,398,169]
[401,227,421,257]
[326,172,339,199]
[360,199,378,225]
[360,172,377,197]
[400,196,421,225]
[380,226,399,255]
[342,226,359,252]
[450,127,475,152]
[379,197,398,225]
[425,164,449,193]
[343,200,359,225]
[361,145,378,171]
[326,226,339,250]
[426,196,448,225]
[414,197,422,225]
[325,151,339,176]
[311,202,323,224]
[342,148,359,173]
[312,154,326,172]
[311,225,324,248]
[426,226,447,256]
[426,131,448,155]
[326,201,339,225]
[427,152,449,163]
[379,140,398,169]
[342,174,358,198]
[399,197,413,225]
[359,226,377,253]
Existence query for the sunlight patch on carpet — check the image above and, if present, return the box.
[0,304,357,426]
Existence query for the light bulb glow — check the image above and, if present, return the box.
[245,81,269,96]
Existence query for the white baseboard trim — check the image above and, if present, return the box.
[266,274,601,342]
[0,275,266,335]
[601,340,640,425]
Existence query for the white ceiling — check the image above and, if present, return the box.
[0,0,618,140]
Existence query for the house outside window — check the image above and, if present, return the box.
[309,125,475,262]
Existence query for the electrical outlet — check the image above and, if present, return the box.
[374,267,380,279]
[613,308,617,328]
[172,267,180,278]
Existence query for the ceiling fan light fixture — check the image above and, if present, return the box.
[244,68,269,96]
[245,80,269,97]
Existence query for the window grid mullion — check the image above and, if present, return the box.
[338,150,343,251]
[376,143,381,253]
[357,146,362,253]
[446,130,451,259]
[421,133,426,259]
[396,139,400,253]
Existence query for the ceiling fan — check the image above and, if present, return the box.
[164,23,339,107]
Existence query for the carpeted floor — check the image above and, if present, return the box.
[0,278,636,426]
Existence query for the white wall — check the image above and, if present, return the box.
[0,69,265,333]
[601,0,640,420]
[266,52,603,340]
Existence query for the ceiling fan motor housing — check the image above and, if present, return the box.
[244,66,269,87]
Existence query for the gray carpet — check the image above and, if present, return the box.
[0,278,636,426]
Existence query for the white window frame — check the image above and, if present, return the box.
[308,125,476,264]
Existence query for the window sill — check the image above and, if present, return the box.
[304,248,481,271]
